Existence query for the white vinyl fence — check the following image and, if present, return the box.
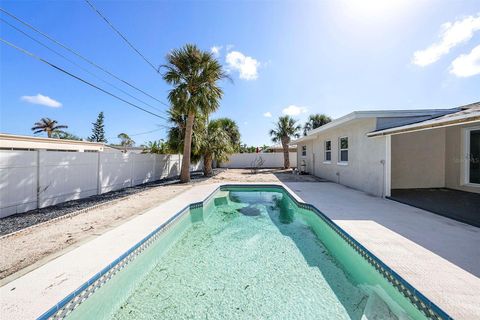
[219,152,297,169]
[0,150,202,218]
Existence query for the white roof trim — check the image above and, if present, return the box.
[367,113,480,137]
[0,133,104,146]
[290,108,450,145]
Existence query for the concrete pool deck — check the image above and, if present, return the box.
[1,181,479,319]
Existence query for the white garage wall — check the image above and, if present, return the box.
[219,153,297,168]
[0,151,202,218]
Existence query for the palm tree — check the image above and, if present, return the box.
[165,108,204,164]
[200,119,235,176]
[214,118,241,152]
[162,44,228,183]
[31,118,68,138]
[269,115,301,169]
[303,113,331,136]
[117,133,134,152]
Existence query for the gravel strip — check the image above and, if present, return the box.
[0,172,205,236]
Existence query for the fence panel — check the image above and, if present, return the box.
[0,151,38,217]
[132,153,157,186]
[99,153,133,193]
[219,153,297,168]
[0,150,202,218]
[38,151,98,208]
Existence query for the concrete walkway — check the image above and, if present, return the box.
[0,184,222,320]
[286,181,480,320]
[1,181,479,319]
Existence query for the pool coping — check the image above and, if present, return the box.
[39,184,451,320]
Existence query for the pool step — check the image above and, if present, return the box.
[361,292,398,320]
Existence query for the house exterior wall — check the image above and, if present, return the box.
[389,124,479,194]
[297,140,314,174]
[445,124,480,194]
[391,128,446,189]
[297,118,387,197]
[221,153,297,168]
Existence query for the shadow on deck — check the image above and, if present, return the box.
[389,188,480,228]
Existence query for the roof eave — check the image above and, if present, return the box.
[367,114,480,137]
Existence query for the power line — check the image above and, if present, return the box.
[107,127,167,140]
[0,7,169,108]
[0,17,167,115]
[84,0,160,73]
[0,37,168,120]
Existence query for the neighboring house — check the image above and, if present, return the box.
[0,133,104,152]
[292,102,479,226]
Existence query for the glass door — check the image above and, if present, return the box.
[469,129,480,184]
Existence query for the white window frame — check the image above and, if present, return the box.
[338,136,349,165]
[463,126,480,187]
[323,140,332,164]
[301,145,307,157]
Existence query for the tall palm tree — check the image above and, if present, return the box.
[200,119,235,176]
[269,115,301,169]
[162,44,228,183]
[117,133,134,152]
[303,113,331,136]
[31,118,68,138]
[165,108,204,164]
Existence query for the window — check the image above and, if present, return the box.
[466,128,480,184]
[338,137,348,163]
[324,140,331,162]
[301,145,307,157]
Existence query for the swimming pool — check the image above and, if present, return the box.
[41,185,450,320]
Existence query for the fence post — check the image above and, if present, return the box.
[36,149,40,210]
[97,152,101,195]
[130,153,135,187]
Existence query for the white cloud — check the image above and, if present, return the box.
[450,44,480,77]
[263,111,272,117]
[412,14,480,66]
[21,94,62,108]
[225,51,260,80]
[211,45,222,57]
[282,105,308,116]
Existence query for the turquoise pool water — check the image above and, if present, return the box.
[65,187,434,320]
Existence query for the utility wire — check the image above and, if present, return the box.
[0,37,168,120]
[107,127,167,141]
[0,18,167,114]
[84,0,160,73]
[0,7,169,108]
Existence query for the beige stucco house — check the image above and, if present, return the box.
[292,102,479,206]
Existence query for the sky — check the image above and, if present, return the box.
[1,0,479,146]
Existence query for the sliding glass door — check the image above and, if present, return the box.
[468,128,480,184]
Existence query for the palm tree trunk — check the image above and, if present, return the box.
[180,111,195,183]
[203,153,213,176]
[47,129,52,138]
[282,139,290,169]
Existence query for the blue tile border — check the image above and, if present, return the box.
[38,184,452,320]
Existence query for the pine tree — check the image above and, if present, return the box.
[88,112,107,142]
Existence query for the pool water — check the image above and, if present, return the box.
[67,187,430,320]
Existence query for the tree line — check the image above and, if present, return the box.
[30,43,331,181]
